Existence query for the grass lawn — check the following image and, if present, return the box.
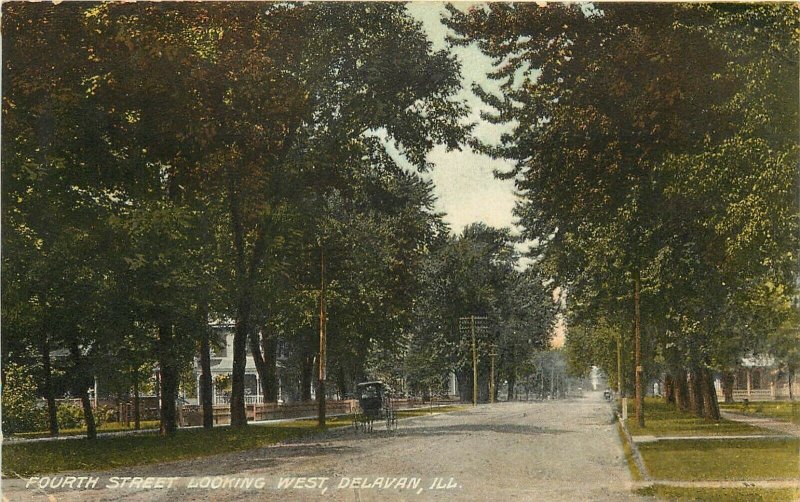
[2,416,352,478]
[619,396,799,499]
[3,405,466,477]
[636,485,800,502]
[637,437,800,481]
[720,401,800,425]
[14,421,161,439]
[625,398,770,437]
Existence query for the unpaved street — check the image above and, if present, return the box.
[5,392,645,501]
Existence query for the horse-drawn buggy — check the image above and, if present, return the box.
[352,381,397,432]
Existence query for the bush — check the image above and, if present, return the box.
[1,363,47,434]
[96,405,116,426]
[57,403,84,429]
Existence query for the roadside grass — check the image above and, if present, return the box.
[395,405,466,419]
[719,401,800,425]
[623,397,799,500]
[637,437,800,481]
[2,416,352,478]
[3,405,467,478]
[636,485,799,502]
[625,398,769,437]
[616,421,643,481]
[14,421,161,439]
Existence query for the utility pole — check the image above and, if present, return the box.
[617,331,623,396]
[317,245,327,427]
[489,346,497,404]
[459,316,487,406]
[471,316,477,406]
[634,269,644,427]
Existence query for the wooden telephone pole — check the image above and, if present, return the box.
[489,345,497,404]
[471,316,478,406]
[318,246,327,427]
[460,316,488,406]
[634,270,644,427]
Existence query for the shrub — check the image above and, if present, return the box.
[1,363,47,434]
[95,405,117,426]
[56,403,84,429]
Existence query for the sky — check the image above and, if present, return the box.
[406,3,521,235]
[408,3,566,346]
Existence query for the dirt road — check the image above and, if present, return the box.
[5,392,646,501]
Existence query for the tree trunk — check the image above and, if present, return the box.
[79,386,96,440]
[700,367,720,421]
[230,307,250,426]
[789,370,795,401]
[457,369,471,403]
[688,370,703,417]
[158,324,179,436]
[41,336,58,437]
[663,374,674,405]
[507,373,516,401]
[262,332,278,402]
[317,378,326,427]
[69,344,96,439]
[133,369,141,430]
[250,328,279,403]
[199,322,214,429]
[674,369,689,412]
[721,371,734,404]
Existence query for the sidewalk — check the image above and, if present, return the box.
[633,433,795,443]
[721,410,800,437]
[631,480,800,489]
[3,404,458,444]
[621,410,800,491]
[2,414,351,444]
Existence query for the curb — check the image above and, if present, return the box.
[618,417,651,481]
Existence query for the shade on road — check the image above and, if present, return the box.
[5,392,646,501]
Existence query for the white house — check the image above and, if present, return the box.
[191,320,289,405]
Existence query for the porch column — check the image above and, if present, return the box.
[255,373,261,404]
[196,373,201,405]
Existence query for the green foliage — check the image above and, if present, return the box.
[1,363,46,434]
[1,2,471,425]
[445,2,799,392]
[405,223,556,397]
[214,374,231,393]
[55,404,84,430]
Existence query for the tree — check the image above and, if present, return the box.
[445,3,798,423]
[145,3,471,426]
[406,223,554,401]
